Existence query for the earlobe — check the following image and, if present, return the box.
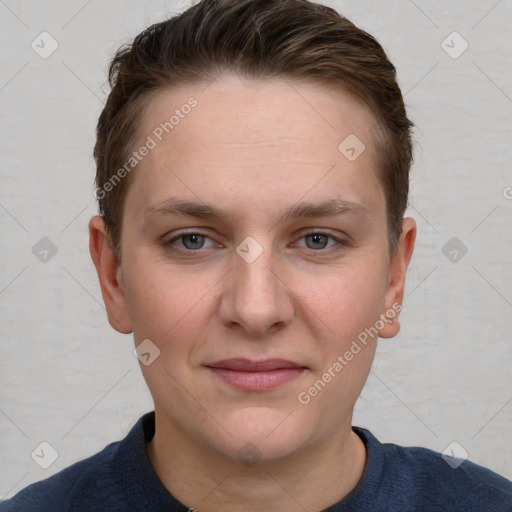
[378,217,416,339]
[89,216,133,334]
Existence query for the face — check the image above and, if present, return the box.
[91,72,415,463]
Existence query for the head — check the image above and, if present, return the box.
[90,0,416,465]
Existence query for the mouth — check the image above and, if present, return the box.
[205,358,307,391]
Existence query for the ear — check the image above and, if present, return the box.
[378,217,416,339]
[89,215,132,334]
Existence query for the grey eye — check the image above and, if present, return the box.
[181,234,206,250]
[304,233,330,249]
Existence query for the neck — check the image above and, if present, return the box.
[146,413,367,512]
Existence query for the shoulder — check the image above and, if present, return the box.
[355,427,512,511]
[390,442,512,507]
[0,439,126,512]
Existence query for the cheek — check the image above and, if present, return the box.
[296,255,388,339]
[121,253,216,343]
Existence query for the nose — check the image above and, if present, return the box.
[218,241,295,337]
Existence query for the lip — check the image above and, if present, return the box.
[207,358,305,371]
[205,358,307,391]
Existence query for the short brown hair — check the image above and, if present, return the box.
[94,0,413,259]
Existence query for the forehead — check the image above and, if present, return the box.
[127,73,385,219]
[140,73,378,153]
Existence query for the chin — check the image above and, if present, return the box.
[210,406,310,463]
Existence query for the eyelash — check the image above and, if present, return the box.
[163,230,348,254]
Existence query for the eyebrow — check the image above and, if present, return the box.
[144,197,371,223]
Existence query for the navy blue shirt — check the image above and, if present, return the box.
[1,411,511,511]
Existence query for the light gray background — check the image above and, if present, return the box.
[1,0,511,500]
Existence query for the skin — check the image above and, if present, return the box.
[89,72,416,512]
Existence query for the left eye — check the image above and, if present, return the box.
[297,233,340,250]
